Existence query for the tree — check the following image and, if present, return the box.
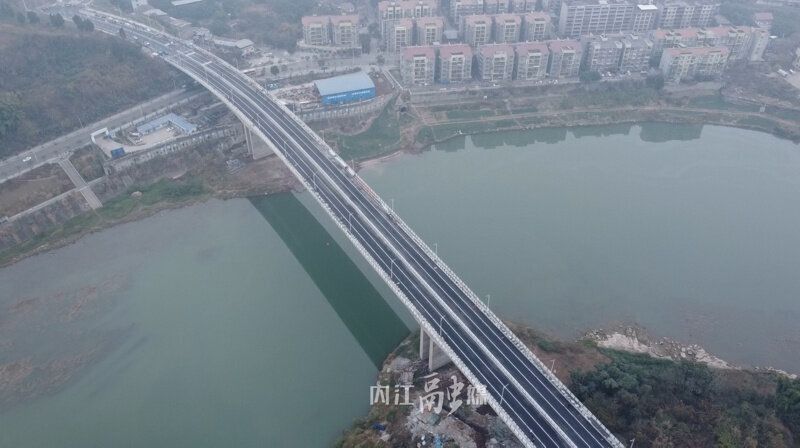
[16,11,25,24]
[72,14,83,28]
[270,65,279,76]
[119,26,126,39]
[376,54,385,65]
[26,11,39,23]
[776,377,800,437]
[580,70,601,83]
[645,73,664,90]
[49,13,64,27]
[359,33,371,54]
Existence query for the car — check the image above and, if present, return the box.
[22,156,32,162]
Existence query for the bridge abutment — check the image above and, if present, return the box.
[242,123,272,160]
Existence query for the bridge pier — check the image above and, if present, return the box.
[419,327,451,371]
[242,122,272,160]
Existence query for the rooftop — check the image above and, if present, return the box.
[137,113,197,134]
[439,43,472,57]
[171,0,202,6]
[416,16,444,26]
[493,13,522,23]
[636,4,658,10]
[479,43,515,57]
[514,41,550,54]
[521,12,551,21]
[665,45,730,56]
[329,14,359,24]
[464,14,492,24]
[547,39,582,52]
[314,72,375,96]
[402,45,437,59]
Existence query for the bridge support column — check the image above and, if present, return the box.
[418,327,451,372]
[242,122,272,160]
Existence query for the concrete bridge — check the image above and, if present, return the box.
[85,10,624,447]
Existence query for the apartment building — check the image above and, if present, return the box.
[632,4,658,32]
[302,16,331,46]
[521,12,551,41]
[463,15,493,46]
[619,34,654,72]
[547,39,582,78]
[651,26,764,62]
[485,0,512,14]
[558,0,635,38]
[476,44,516,81]
[439,44,474,83]
[330,15,359,47]
[749,27,769,61]
[514,41,550,80]
[451,0,486,23]
[512,0,548,13]
[583,35,625,73]
[401,46,437,85]
[493,14,522,43]
[659,46,729,83]
[379,0,437,47]
[656,0,718,29]
[415,17,444,45]
[387,18,415,52]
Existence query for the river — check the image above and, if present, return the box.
[2,123,799,446]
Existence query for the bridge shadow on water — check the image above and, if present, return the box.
[249,193,410,368]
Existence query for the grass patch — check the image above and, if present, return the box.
[689,95,761,112]
[445,109,496,120]
[737,115,778,129]
[333,100,414,161]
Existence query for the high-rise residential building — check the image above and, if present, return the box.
[485,0,512,14]
[512,0,548,12]
[401,46,436,85]
[656,0,718,29]
[632,4,658,32]
[521,12,550,40]
[753,12,773,29]
[583,34,625,73]
[650,26,761,61]
[302,16,331,46]
[451,0,486,24]
[463,15,493,46]
[558,0,635,38]
[493,14,522,43]
[514,41,550,80]
[388,18,415,52]
[476,43,516,81]
[439,44,474,83]
[619,34,654,72]
[379,0,437,48]
[659,46,729,83]
[330,15,359,47]
[547,39,582,78]
[415,17,444,45]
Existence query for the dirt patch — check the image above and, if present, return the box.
[0,359,34,393]
[0,163,73,217]
[69,145,107,182]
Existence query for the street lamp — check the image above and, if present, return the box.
[500,383,509,406]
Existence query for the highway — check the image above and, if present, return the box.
[86,11,624,447]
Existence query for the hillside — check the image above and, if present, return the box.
[0,22,180,157]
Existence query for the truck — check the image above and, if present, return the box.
[333,156,347,170]
[110,147,126,158]
[326,149,337,158]
[345,167,356,178]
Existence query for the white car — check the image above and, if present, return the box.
[22,156,32,162]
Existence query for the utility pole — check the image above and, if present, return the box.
[486,294,491,307]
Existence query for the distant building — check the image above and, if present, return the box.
[131,0,148,9]
[659,46,729,83]
[314,72,376,105]
[463,15,493,46]
[558,0,635,38]
[493,14,522,43]
[476,43,516,81]
[619,34,654,72]
[583,35,625,73]
[302,16,331,46]
[485,0,511,14]
[513,0,548,13]
[439,44,474,83]
[656,0,718,29]
[749,27,770,61]
[171,0,202,6]
[330,15,359,47]
[547,39,582,78]
[339,2,356,13]
[415,16,444,45]
[379,0,437,48]
[632,4,658,32]
[753,12,773,29]
[514,41,550,80]
[450,0,486,24]
[401,46,436,85]
[387,18,415,52]
[521,12,551,41]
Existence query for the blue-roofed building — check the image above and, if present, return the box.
[314,72,376,106]
[137,113,198,135]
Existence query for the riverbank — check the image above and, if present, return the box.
[325,87,800,164]
[0,153,296,268]
[335,325,800,447]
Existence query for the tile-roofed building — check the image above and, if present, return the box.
[493,14,523,43]
[521,12,551,41]
[401,46,437,85]
[415,16,444,45]
[547,39,582,78]
[659,46,729,83]
[514,41,550,80]
[439,44,474,83]
[476,43,516,81]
